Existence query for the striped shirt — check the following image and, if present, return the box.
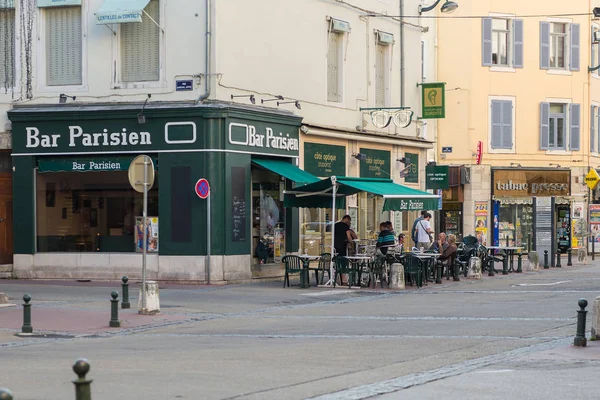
[376,229,396,255]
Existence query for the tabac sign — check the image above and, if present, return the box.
[493,169,570,197]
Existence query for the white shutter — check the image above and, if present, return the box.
[0,8,15,90]
[327,31,342,102]
[121,0,160,82]
[46,6,82,86]
[375,43,386,107]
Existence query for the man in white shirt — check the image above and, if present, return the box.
[416,212,433,250]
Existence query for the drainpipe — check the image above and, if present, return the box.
[400,0,405,107]
[196,0,212,103]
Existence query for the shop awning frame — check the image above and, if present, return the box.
[251,159,319,187]
[95,0,164,32]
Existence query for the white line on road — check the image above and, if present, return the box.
[512,281,572,287]
[475,369,514,374]
[300,290,356,296]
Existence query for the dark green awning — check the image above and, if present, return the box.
[284,176,439,211]
[252,159,319,186]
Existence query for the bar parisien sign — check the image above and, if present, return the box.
[26,126,151,148]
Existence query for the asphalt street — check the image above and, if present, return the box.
[1,261,599,400]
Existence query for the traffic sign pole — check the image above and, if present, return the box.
[195,179,211,284]
[142,158,148,311]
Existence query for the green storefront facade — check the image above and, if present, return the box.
[8,102,303,282]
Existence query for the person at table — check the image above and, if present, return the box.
[386,221,394,234]
[334,215,358,257]
[416,212,433,250]
[376,222,396,255]
[431,232,448,253]
[437,234,458,265]
[397,233,406,253]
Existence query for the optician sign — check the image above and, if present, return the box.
[492,169,570,197]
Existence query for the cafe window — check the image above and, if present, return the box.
[252,166,285,264]
[36,169,158,252]
[301,208,343,256]
[498,203,533,252]
[357,193,388,240]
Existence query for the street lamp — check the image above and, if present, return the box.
[419,0,459,14]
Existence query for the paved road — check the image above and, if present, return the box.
[0,262,599,400]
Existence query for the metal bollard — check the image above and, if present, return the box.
[574,298,588,347]
[544,250,549,269]
[121,276,130,309]
[72,358,92,400]
[505,235,510,247]
[556,250,562,268]
[517,253,523,273]
[109,292,120,328]
[22,294,32,334]
[502,253,508,275]
[0,388,13,400]
[567,248,573,266]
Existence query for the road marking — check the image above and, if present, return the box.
[261,315,574,322]
[300,290,355,296]
[512,281,572,287]
[475,369,514,374]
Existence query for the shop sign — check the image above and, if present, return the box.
[404,152,419,183]
[37,0,81,7]
[420,82,445,119]
[359,148,390,179]
[493,169,570,197]
[303,143,346,177]
[425,165,449,189]
[37,156,156,172]
[228,122,299,152]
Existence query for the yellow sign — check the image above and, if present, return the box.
[585,168,600,190]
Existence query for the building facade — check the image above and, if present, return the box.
[437,1,599,253]
[1,0,441,281]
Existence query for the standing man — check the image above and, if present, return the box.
[334,215,358,257]
[411,210,427,247]
[416,212,433,250]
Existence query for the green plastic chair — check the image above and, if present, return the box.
[316,253,332,285]
[282,255,303,288]
[402,255,424,288]
[333,256,358,288]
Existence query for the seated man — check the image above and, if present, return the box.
[397,233,406,253]
[376,222,396,255]
[437,234,458,269]
[431,232,448,253]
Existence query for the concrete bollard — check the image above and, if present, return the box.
[121,276,130,309]
[591,296,600,340]
[0,388,13,400]
[72,358,92,400]
[109,292,120,328]
[528,251,539,271]
[574,298,588,347]
[22,294,32,334]
[467,256,482,279]
[138,280,160,315]
[388,263,405,290]
[0,293,7,304]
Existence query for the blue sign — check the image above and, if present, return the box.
[442,146,452,153]
[176,80,193,91]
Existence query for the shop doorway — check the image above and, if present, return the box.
[0,195,13,264]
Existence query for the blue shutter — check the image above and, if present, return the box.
[540,22,550,69]
[502,101,513,149]
[491,100,502,148]
[570,103,580,151]
[540,102,550,149]
[570,23,580,71]
[482,18,492,66]
[513,19,524,68]
[591,106,596,153]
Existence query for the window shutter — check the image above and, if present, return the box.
[570,23,580,71]
[513,19,524,68]
[540,22,550,69]
[375,43,386,107]
[570,103,580,151]
[591,106,596,153]
[592,28,597,76]
[0,8,15,90]
[540,102,550,149]
[327,31,341,102]
[121,0,160,82]
[491,101,502,149]
[46,6,82,86]
[482,18,492,66]
[502,100,513,149]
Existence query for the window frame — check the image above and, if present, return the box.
[491,18,511,67]
[591,104,599,154]
[374,40,391,107]
[35,3,87,92]
[326,28,344,103]
[0,4,18,93]
[592,24,600,78]
[111,0,166,89]
[549,22,568,70]
[542,98,573,154]
[548,103,566,150]
[488,96,516,154]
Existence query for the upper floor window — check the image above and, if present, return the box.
[591,105,599,153]
[489,98,514,151]
[0,1,15,91]
[592,26,600,77]
[375,31,393,107]
[540,21,580,71]
[540,102,580,151]
[482,17,523,68]
[327,18,350,103]
[45,5,82,86]
[121,0,160,83]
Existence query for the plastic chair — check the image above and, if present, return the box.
[333,256,359,288]
[402,255,424,288]
[282,255,304,288]
[316,253,332,285]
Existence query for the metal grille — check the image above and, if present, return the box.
[375,43,386,107]
[121,0,160,82]
[46,6,82,86]
[327,31,341,102]
[0,8,15,91]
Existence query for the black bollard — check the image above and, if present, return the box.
[517,253,523,273]
[567,248,573,266]
[505,235,510,247]
[544,250,549,269]
[502,252,508,275]
[109,292,120,328]
[22,294,32,334]
[0,388,13,400]
[121,276,130,309]
[556,250,562,268]
[574,298,588,347]
[72,358,92,400]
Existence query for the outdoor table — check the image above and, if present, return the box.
[404,253,440,285]
[298,255,321,288]
[344,255,373,287]
[486,246,524,274]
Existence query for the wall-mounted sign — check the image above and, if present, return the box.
[420,82,445,119]
[475,201,488,245]
[37,0,81,7]
[442,146,452,153]
[493,169,571,197]
[37,156,158,173]
[176,80,193,91]
[359,148,390,179]
[135,217,159,252]
[476,141,483,165]
[404,152,419,183]
[425,165,449,190]
[228,122,299,154]
[303,142,346,177]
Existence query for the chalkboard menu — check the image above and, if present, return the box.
[231,167,247,242]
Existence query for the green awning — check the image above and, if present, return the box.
[284,176,440,211]
[95,0,150,24]
[38,156,158,173]
[252,159,319,186]
[37,0,81,7]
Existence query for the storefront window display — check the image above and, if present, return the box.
[36,170,159,252]
[301,208,343,256]
[497,203,533,251]
[358,192,388,240]
[252,167,285,264]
